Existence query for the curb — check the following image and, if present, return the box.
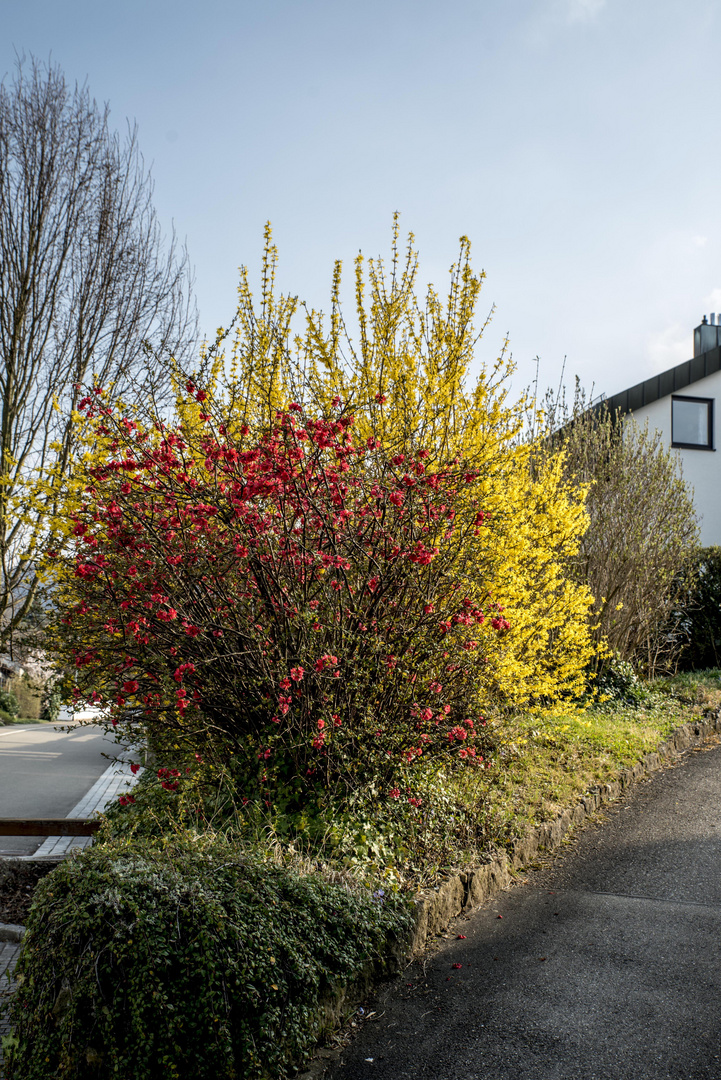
[0,925,24,944]
[406,708,721,954]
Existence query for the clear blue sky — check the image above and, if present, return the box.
[3,0,720,400]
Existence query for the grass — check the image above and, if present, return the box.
[473,701,689,841]
[326,670,721,888]
[0,716,50,725]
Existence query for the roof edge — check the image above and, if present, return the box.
[596,346,721,417]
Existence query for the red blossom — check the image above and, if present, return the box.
[61,394,489,801]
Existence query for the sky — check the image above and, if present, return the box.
[3,0,721,402]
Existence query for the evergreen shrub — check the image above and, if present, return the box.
[0,687,18,717]
[672,547,721,670]
[7,676,42,719]
[4,838,412,1080]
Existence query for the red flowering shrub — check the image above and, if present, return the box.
[53,391,507,805]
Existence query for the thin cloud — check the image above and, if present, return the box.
[566,0,607,23]
[646,323,690,372]
[704,287,721,312]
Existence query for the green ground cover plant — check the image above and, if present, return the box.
[4,838,412,1080]
[470,683,709,848]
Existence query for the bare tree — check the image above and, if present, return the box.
[0,57,198,651]
[535,381,699,674]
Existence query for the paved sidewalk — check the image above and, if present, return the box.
[26,759,141,859]
[327,740,721,1080]
[0,942,21,1077]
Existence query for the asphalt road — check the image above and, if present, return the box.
[327,738,721,1080]
[0,724,116,856]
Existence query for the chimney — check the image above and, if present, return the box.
[694,315,721,356]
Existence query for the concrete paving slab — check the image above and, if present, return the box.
[0,941,21,1076]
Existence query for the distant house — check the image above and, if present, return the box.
[0,654,23,688]
[597,317,721,547]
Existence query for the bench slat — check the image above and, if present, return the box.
[0,819,100,836]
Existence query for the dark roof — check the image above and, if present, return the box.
[597,345,721,417]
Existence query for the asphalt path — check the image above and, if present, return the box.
[327,738,721,1080]
[0,724,116,856]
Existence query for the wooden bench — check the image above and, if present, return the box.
[0,819,100,837]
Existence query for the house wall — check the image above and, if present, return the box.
[627,366,721,547]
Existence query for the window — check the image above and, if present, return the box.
[671,395,714,449]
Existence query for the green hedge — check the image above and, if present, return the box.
[4,838,412,1080]
[672,547,721,670]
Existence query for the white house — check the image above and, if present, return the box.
[599,317,721,547]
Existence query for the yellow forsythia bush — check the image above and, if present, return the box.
[174,220,594,711]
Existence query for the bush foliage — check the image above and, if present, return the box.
[6,676,41,719]
[5,838,412,1080]
[0,687,18,719]
[46,225,594,813]
[54,396,504,806]
[540,385,698,674]
[671,547,721,670]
